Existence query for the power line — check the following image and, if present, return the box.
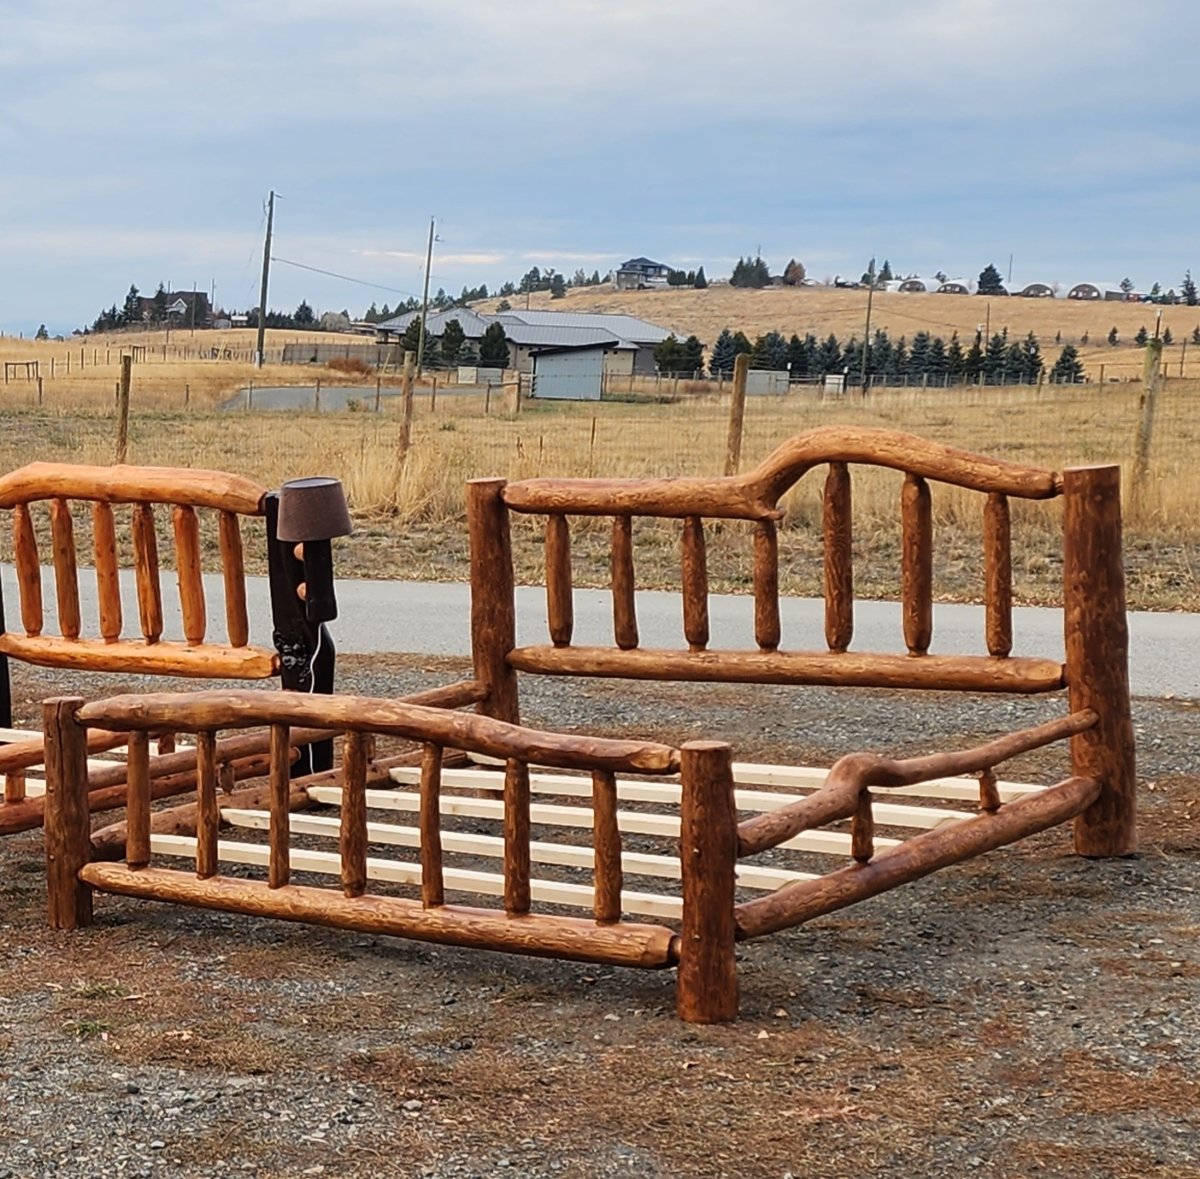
[270,256,420,299]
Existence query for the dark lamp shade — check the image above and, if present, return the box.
[276,477,353,542]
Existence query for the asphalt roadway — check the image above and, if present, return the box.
[2,567,1196,699]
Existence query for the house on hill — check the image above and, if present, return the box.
[1068,282,1125,301]
[615,257,671,290]
[137,290,213,326]
[936,279,974,295]
[1013,282,1055,298]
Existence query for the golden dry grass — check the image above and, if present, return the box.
[483,284,1200,381]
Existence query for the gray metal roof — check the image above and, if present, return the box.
[495,309,669,343]
[376,307,491,336]
[500,324,637,349]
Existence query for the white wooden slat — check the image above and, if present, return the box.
[305,785,898,858]
[220,807,818,891]
[147,833,683,920]
[393,766,975,832]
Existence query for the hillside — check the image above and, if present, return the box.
[480,285,1199,380]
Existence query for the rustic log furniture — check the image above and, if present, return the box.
[44,429,1135,1023]
[0,460,338,836]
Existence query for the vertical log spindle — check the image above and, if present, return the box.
[4,771,26,803]
[268,723,291,888]
[681,515,710,652]
[823,461,854,652]
[43,697,93,930]
[503,758,531,915]
[132,503,163,643]
[901,473,933,655]
[340,731,369,898]
[592,769,622,924]
[92,502,122,642]
[218,510,250,648]
[195,731,219,879]
[125,731,152,869]
[851,789,874,863]
[467,479,519,724]
[172,505,207,646]
[544,513,574,647]
[419,742,445,907]
[49,498,81,640]
[978,767,1001,814]
[611,515,639,650]
[753,520,781,652]
[12,503,43,637]
[984,492,1013,658]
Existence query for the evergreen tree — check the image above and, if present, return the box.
[1021,332,1043,383]
[732,331,754,361]
[786,333,807,376]
[1163,327,1174,346]
[1135,325,1149,346]
[730,256,771,288]
[782,259,806,286]
[35,324,49,340]
[440,318,466,367]
[750,330,788,370]
[572,268,587,287]
[1107,326,1119,346]
[815,333,842,375]
[934,270,948,284]
[1193,326,1200,346]
[379,303,392,321]
[294,300,315,326]
[1005,342,1024,384]
[681,335,705,375]
[478,322,510,368]
[549,272,567,299]
[693,266,708,289]
[926,336,948,384]
[519,267,542,293]
[964,332,985,381]
[458,342,479,366]
[841,337,863,378]
[870,329,893,380]
[1050,345,1084,384]
[1183,271,1198,306]
[150,284,168,323]
[977,264,1005,295]
[499,282,516,297]
[120,284,142,326]
[365,301,380,323]
[946,334,965,383]
[708,328,738,376]
[422,336,442,370]
[1150,282,1162,298]
[590,270,602,285]
[878,259,894,285]
[908,331,932,379]
[654,334,685,374]
[887,337,908,383]
[400,317,426,355]
[1120,277,1134,295]
[983,332,1008,384]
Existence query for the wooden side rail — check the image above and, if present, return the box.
[735,710,1098,857]
[0,461,276,679]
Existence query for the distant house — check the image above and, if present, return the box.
[898,277,938,293]
[138,290,213,326]
[936,279,974,295]
[1013,282,1055,298]
[615,257,671,291]
[1068,282,1124,301]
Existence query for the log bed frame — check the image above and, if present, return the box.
[0,460,337,837]
[42,428,1136,1023]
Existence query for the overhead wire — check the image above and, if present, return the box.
[270,256,420,299]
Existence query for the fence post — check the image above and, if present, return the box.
[115,354,132,464]
[724,352,749,476]
[375,375,382,413]
[399,349,416,460]
[1131,337,1163,517]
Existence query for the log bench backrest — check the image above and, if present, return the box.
[0,462,277,680]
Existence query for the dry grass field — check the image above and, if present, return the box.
[0,324,1194,610]
[482,285,1200,382]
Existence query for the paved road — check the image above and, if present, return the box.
[3,567,1196,699]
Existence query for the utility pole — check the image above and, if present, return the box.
[255,190,276,368]
[416,217,435,377]
[860,257,876,392]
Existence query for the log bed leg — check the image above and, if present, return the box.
[467,478,519,724]
[676,740,738,1024]
[1063,465,1137,856]
[43,697,93,929]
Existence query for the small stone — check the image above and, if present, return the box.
[125,1082,141,1095]
[149,1141,165,1151]
[403,1099,423,1112]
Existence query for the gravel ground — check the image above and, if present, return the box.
[2,655,1199,1178]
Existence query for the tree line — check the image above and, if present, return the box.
[655,326,1089,385]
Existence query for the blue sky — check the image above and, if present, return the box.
[3,0,1199,335]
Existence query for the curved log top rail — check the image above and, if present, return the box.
[0,462,267,514]
[74,689,681,775]
[501,427,1062,520]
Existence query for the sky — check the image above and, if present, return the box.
[3,0,1199,335]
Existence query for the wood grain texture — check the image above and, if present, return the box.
[218,511,250,648]
[592,769,622,924]
[610,515,639,650]
[504,759,532,915]
[544,513,574,647]
[13,503,43,637]
[823,461,853,652]
[4,771,25,804]
[680,515,709,652]
[901,473,933,655]
[78,865,677,968]
[49,498,81,640]
[172,505,206,645]
[195,731,218,879]
[268,723,291,889]
[0,634,277,679]
[340,731,369,898]
[508,645,1065,695]
[419,742,445,907]
[676,741,738,1023]
[1063,465,1137,856]
[736,776,1099,938]
[0,461,267,514]
[851,788,874,864]
[125,731,152,870]
[753,520,781,651]
[467,479,519,723]
[132,503,163,643]
[92,502,122,642]
[76,689,681,775]
[984,492,1013,658]
[42,697,93,929]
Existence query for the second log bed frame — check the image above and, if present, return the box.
[42,428,1136,1023]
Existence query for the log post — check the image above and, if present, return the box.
[92,502,122,642]
[724,352,749,476]
[676,740,738,1023]
[1063,465,1137,856]
[823,462,853,652]
[419,742,444,907]
[399,349,416,462]
[753,520,781,651]
[503,758,531,915]
[43,697,93,929]
[680,515,709,652]
[592,769,622,924]
[341,731,369,898]
[115,354,132,464]
[466,479,519,723]
[983,492,1013,658]
[901,472,933,654]
[611,515,639,650]
[544,513,573,647]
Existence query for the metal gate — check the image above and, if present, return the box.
[531,347,605,400]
